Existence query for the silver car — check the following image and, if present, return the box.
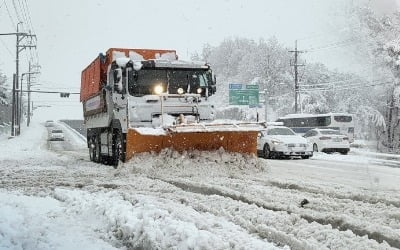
[257,126,313,159]
[49,129,65,141]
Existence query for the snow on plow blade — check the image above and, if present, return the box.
[125,123,264,161]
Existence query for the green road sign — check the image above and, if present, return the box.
[229,84,259,105]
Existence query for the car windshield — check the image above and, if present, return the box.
[267,128,295,135]
[51,130,63,133]
[128,69,211,96]
[320,130,341,135]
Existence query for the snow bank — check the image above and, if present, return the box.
[0,190,116,250]
[0,121,54,161]
[53,188,281,250]
[121,149,267,178]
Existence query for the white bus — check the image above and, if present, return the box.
[276,113,355,142]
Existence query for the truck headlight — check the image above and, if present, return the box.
[177,88,184,95]
[197,88,202,94]
[154,85,164,95]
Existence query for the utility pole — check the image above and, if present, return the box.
[11,74,16,136]
[289,40,305,113]
[0,22,37,135]
[26,63,40,126]
[20,69,40,128]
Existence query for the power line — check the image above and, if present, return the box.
[17,0,29,30]
[21,0,35,34]
[11,0,22,25]
[0,37,13,56]
[300,76,394,90]
[304,37,362,52]
[4,0,17,30]
[299,80,393,93]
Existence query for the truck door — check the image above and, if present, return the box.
[112,68,128,132]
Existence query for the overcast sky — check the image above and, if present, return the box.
[0,0,399,120]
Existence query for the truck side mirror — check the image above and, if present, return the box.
[113,68,123,94]
[212,75,217,94]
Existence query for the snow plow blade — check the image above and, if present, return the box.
[125,123,264,161]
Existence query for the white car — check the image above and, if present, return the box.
[45,120,55,127]
[303,128,350,154]
[49,129,65,141]
[257,126,313,159]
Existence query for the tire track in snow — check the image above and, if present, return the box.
[156,177,400,249]
[263,179,400,208]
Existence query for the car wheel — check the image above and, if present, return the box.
[313,143,318,152]
[340,149,349,155]
[301,155,310,159]
[263,144,271,159]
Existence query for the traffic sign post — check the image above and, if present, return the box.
[229,84,260,121]
[229,84,259,106]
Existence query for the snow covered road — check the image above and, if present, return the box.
[1,121,400,249]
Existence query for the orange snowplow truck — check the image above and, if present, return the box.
[80,48,263,166]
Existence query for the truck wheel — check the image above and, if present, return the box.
[94,135,101,163]
[112,130,125,168]
[89,137,95,162]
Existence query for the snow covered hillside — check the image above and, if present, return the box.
[1,120,400,249]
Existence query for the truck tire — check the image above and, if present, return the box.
[89,137,95,162]
[94,135,101,163]
[111,130,125,168]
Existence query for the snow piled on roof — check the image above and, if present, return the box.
[128,51,145,61]
[157,51,177,60]
[115,57,130,67]
[112,51,126,61]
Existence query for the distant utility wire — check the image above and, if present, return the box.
[300,79,391,91]
[11,0,22,24]
[4,0,17,30]
[0,37,13,56]
[304,37,362,52]
[300,76,393,88]
[299,80,393,93]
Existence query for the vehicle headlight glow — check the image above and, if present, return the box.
[197,88,202,94]
[177,87,184,95]
[271,139,283,145]
[154,85,164,95]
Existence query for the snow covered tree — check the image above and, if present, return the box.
[0,72,8,105]
[199,37,382,124]
[0,71,11,129]
[343,3,400,150]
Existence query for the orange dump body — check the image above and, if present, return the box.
[80,48,177,102]
[125,129,258,160]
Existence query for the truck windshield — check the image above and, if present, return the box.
[128,69,211,96]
